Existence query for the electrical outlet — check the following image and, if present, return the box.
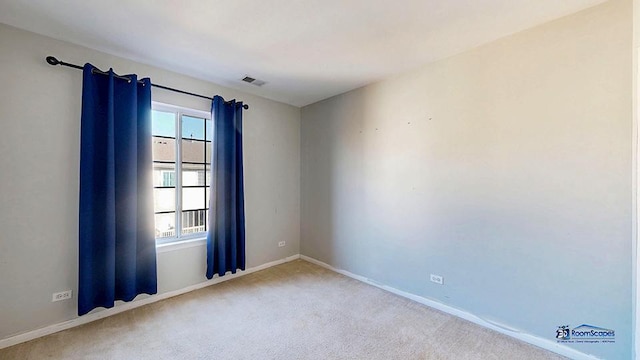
[52,290,72,302]
[278,241,286,247]
[430,274,444,285]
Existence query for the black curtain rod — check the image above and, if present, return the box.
[45,56,249,110]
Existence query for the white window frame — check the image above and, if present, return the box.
[152,102,212,245]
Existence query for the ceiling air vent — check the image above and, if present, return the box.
[242,75,266,87]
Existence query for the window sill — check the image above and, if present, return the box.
[156,236,206,253]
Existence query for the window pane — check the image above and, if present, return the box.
[206,119,213,142]
[182,115,205,140]
[155,213,175,238]
[182,139,205,163]
[205,143,212,164]
[206,187,211,208]
[183,163,205,186]
[182,210,206,235]
[152,110,175,137]
[153,163,175,187]
[183,187,205,211]
[205,165,211,186]
[154,188,175,212]
[153,137,176,162]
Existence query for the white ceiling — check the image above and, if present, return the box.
[0,0,606,107]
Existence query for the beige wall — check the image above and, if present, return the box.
[301,1,632,359]
[0,24,300,339]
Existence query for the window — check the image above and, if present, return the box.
[152,103,212,244]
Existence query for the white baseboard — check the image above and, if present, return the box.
[299,255,600,360]
[0,254,300,350]
[0,253,602,360]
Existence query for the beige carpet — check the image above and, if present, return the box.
[0,260,566,360]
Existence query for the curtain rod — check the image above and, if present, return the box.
[45,56,249,110]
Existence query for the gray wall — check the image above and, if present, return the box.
[301,1,632,359]
[0,24,300,339]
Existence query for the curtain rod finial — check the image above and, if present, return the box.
[46,56,60,66]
